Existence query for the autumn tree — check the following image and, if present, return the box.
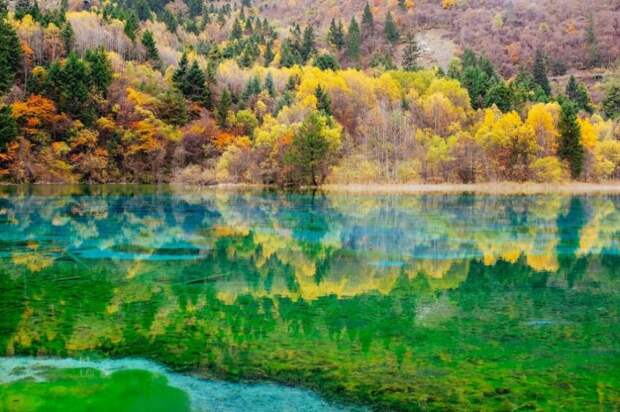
[557,101,584,179]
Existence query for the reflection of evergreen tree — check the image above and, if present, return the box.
[556,197,588,287]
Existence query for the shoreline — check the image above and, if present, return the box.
[2,182,620,195]
[319,182,620,194]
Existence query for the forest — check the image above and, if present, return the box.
[0,0,619,185]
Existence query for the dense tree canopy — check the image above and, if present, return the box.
[0,0,617,185]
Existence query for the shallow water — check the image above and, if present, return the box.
[0,357,353,411]
[0,185,619,411]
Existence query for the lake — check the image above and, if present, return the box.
[0,185,619,411]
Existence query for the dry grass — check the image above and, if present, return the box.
[320,182,620,195]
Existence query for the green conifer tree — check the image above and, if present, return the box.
[314,85,332,116]
[362,2,374,37]
[532,49,551,97]
[0,15,21,93]
[216,88,232,128]
[346,17,361,61]
[124,12,139,41]
[603,85,620,120]
[141,30,162,68]
[384,11,400,45]
[0,105,18,150]
[558,101,584,179]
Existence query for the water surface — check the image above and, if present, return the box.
[0,186,619,411]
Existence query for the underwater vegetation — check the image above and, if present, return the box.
[0,186,619,411]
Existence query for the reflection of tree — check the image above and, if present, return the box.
[1,188,620,410]
[556,197,588,288]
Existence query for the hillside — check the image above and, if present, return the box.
[256,0,620,75]
[0,0,619,186]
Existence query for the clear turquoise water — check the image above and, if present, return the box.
[0,186,619,411]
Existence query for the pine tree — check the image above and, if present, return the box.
[124,12,139,42]
[0,105,18,150]
[328,19,345,51]
[230,18,243,40]
[84,48,112,96]
[401,34,420,71]
[185,0,201,18]
[484,81,513,112]
[61,22,74,53]
[384,11,400,45]
[362,2,374,37]
[263,41,274,66]
[134,0,151,21]
[301,26,316,63]
[532,49,551,97]
[244,17,253,35]
[173,53,189,91]
[264,72,275,97]
[285,112,332,186]
[14,0,30,20]
[238,43,255,68]
[161,9,177,33]
[141,30,161,68]
[216,88,232,128]
[0,15,21,93]
[558,101,584,179]
[335,20,345,51]
[185,61,207,102]
[49,52,93,122]
[243,75,261,100]
[565,75,592,113]
[346,17,361,61]
[315,54,339,71]
[314,85,332,116]
[280,39,303,68]
[603,85,620,120]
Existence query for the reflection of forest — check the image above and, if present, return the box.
[1,187,619,410]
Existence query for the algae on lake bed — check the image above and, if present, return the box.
[0,186,619,411]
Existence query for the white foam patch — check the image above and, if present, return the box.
[0,357,364,412]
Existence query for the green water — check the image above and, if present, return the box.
[0,185,619,411]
